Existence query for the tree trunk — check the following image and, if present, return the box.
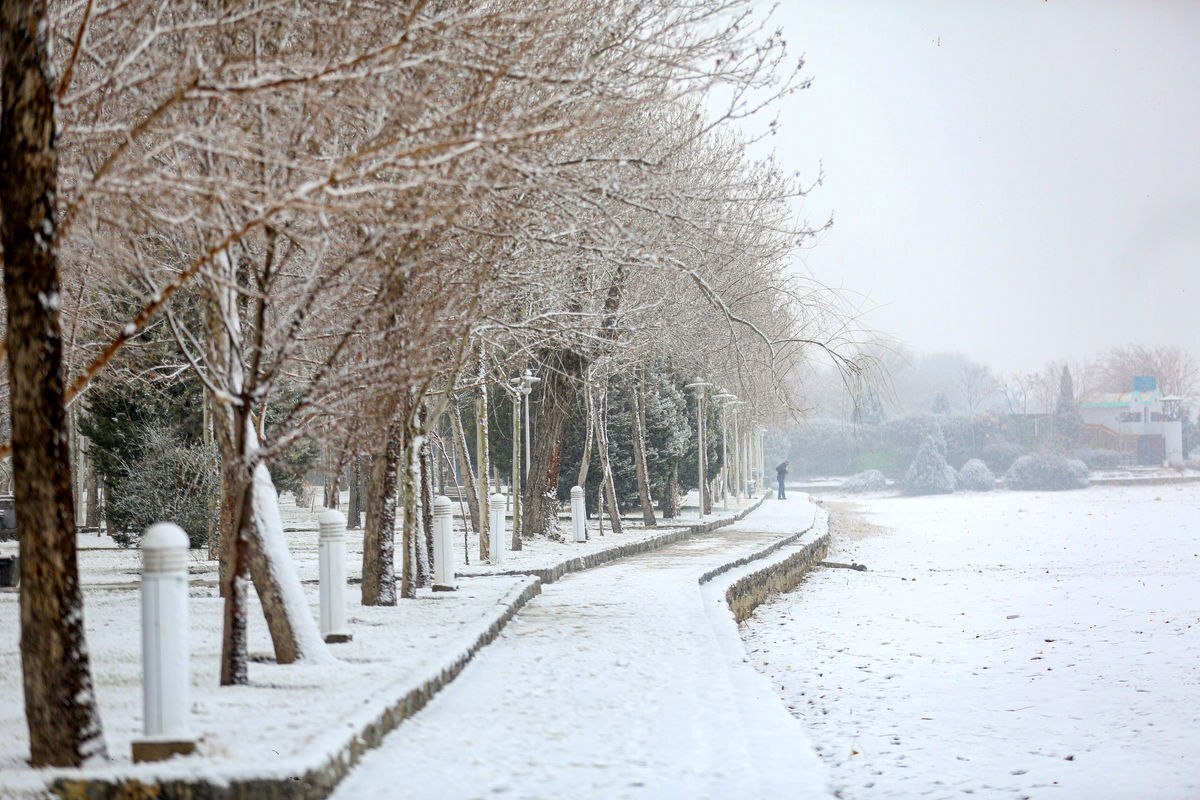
[418,416,434,587]
[577,374,594,488]
[474,387,490,561]
[2,0,108,762]
[448,401,480,532]
[216,418,330,679]
[323,443,342,509]
[399,425,419,599]
[85,458,100,530]
[628,377,656,526]
[362,420,402,606]
[522,348,586,536]
[660,462,680,519]
[594,383,622,533]
[347,456,362,529]
[206,252,327,676]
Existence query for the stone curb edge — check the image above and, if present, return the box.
[484,493,768,585]
[699,504,831,623]
[44,497,769,800]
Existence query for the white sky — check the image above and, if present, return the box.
[752,0,1200,374]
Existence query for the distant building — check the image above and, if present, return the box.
[1079,376,1184,467]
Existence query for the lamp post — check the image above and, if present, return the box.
[728,400,744,501]
[712,390,736,508]
[520,369,540,482]
[507,378,523,548]
[685,378,712,517]
[759,426,768,496]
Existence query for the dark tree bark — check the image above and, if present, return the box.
[418,417,434,587]
[362,420,402,605]
[594,383,622,533]
[84,456,100,530]
[660,462,680,519]
[628,377,656,526]
[347,456,363,529]
[448,400,480,532]
[522,348,586,537]
[1,0,107,764]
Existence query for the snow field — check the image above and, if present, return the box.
[742,483,1200,799]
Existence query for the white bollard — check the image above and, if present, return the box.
[318,509,352,643]
[489,493,505,565]
[432,495,457,591]
[570,485,587,542]
[134,523,195,762]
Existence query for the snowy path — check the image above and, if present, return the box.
[333,498,830,799]
[743,484,1200,800]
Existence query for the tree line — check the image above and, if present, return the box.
[1,0,865,767]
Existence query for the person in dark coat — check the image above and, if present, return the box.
[776,461,789,499]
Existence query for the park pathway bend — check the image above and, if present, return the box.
[332,498,829,799]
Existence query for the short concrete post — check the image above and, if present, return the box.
[433,495,457,591]
[570,485,587,543]
[318,509,352,643]
[489,493,505,564]
[134,523,195,762]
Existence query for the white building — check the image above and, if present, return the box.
[1079,377,1184,467]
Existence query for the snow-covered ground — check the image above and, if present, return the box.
[333,495,829,800]
[0,490,756,795]
[742,483,1200,799]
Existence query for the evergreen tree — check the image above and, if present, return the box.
[1054,365,1083,451]
[904,434,956,495]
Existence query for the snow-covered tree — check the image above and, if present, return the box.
[956,459,995,491]
[903,436,956,496]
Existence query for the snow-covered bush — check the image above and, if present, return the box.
[841,469,888,493]
[1004,454,1089,491]
[1073,448,1123,470]
[904,436,956,495]
[956,459,995,491]
[981,441,1024,473]
[105,427,219,548]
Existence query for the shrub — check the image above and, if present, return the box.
[904,436,956,496]
[1072,448,1123,471]
[1004,454,1089,491]
[105,427,219,549]
[841,469,888,493]
[956,459,995,491]
[981,441,1024,473]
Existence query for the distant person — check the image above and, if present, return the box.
[776,461,789,499]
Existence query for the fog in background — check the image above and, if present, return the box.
[755,0,1199,375]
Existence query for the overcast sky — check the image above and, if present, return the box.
[753,0,1199,374]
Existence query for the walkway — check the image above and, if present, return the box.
[332,499,829,799]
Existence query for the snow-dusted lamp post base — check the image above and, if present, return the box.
[432,496,457,591]
[489,493,505,565]
[319,509,352,643]
[134,523,196,763]
[570,485,587,542]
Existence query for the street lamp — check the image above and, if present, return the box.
[519,369,540,482]
[712,389,736,509]
[759,426,768,496]
[727,399,744,502]
[685,378,712,517]
[507,377,523,547]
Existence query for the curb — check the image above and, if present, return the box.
[492,493,769,585]
[43,497,769,800]
[700,504,831,623]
